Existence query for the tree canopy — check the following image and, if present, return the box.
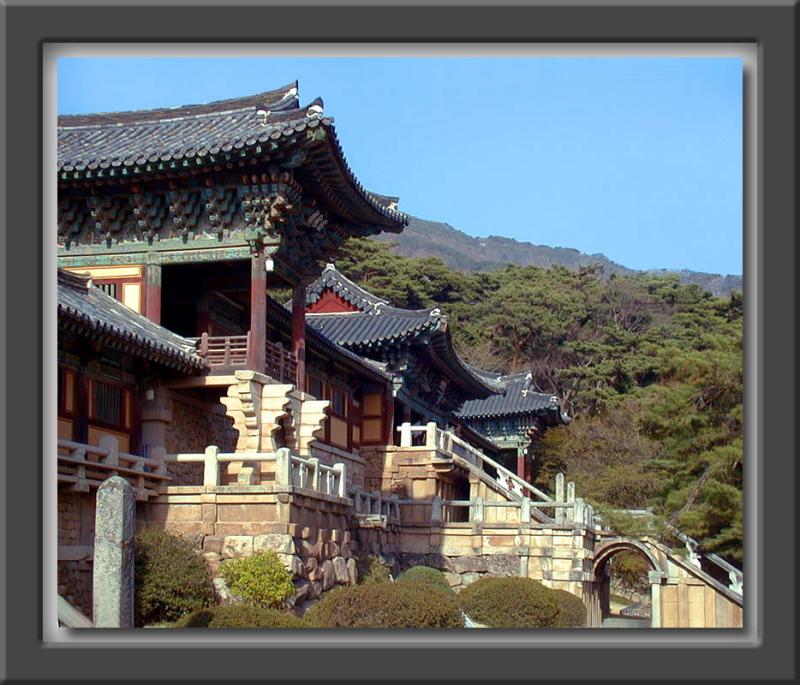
[335,238,743,563]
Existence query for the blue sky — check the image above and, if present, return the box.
[58,57,742,275]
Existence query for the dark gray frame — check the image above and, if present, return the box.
[2,0,796,682]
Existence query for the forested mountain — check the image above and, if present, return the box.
[336,238,743,564]
[372,215,743,297]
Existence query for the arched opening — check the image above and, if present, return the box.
[592,541,662,629]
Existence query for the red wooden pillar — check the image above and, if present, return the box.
[144,263,162,325]
[248,250,267,372]
[292,284,307,391]
[517,450,526,481]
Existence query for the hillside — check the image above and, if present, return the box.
[373,216,742,297]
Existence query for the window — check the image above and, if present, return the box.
[90,379,130,430]
[307,375,324,400]
[98,282,118,299]
[331,387,347,418]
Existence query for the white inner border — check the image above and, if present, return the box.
[43,42,758,647]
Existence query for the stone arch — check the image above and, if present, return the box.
[592,538,665,578]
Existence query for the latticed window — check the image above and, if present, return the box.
[91,380,125,428]
[331,387,347,418]
[97,282,118,299]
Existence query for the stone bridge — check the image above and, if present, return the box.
[586,534,743,628]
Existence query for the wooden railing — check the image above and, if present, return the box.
[193,332,250,367]
[57,437,170,501]
[191,333,297,384]
[265,339,297,385]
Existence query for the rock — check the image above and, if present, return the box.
[451,556,488,574]
[293,579,311,604]
[296,539,317,560]
[333,557,349,584]
[322,560,335,591]
[461,572,482,587]
[310,581,322,599]
[222,536,253,559]
[328,541,341,558]
[202,536,224,555]
[305,557,319,579]
[340,542,352,560]
[346,558,358,585]
[484,555,518,576]
[278,554,305,578]
[253,533,295,555]
[212,577,237,605]
[203,552,222,576]
[444,572,463,588]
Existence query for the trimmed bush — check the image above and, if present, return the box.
[180,605,304,629]
[304,582,464,628]
[358,555,392,584]
[397,566,454,595]
[220,550,295,609]
[551,589,588,628]
[134,527,214,627]
[457,577,560,628]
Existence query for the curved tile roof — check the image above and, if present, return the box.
[57,84,407,230]
[455,377,560,419]
[307,308,442,347]
[57,270,205,372]
[306,263,391,312]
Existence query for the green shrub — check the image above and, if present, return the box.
[179,604,304,629]
[220,551,295,609]
[305,582,463,628]
[458,577,560,628]
[134,527,214,627]
[358,555,392,584]
[397,566,454,595]
[551,589,588,628]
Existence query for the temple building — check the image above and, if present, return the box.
[55,83,742,629]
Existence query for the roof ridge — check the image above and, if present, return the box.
[58,82,299,128]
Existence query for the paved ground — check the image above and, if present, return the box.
[601,615,651,629]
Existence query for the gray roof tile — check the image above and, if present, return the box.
[57,269,205,371]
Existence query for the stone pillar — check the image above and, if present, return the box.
[93,476,135,628]
[248,250,267,372]
[292,284,307,391]
[430,495,443,523]
[139,382,171,459]
[566,481,576,523]
[555,473,566,524]
[649,570,663,628]
[144,262,162,325]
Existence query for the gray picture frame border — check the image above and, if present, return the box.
[2,0,796,682]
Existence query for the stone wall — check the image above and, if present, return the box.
[142,486,401,610]
[165,393,237,485]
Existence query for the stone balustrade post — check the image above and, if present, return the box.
[332,463,346,498]
[372,490,382,517]
[566,481,576,522]
[93,476,134,628]
[425,421,438,449]
[431,495,443,524]
[351,486,363,513]
[555,472,565,525]
[274,447,292,486]
[521,496,531,524]
[203,445,220,487]
[399,422,413,448]
[308,457,321,492]
[99,435,119,473]
[574,497,586,528]
[470,496,484,524]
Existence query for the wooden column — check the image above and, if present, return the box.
[144,263,162,325]
[248,250,267,372]
[517,450,526,481]
[383,389,395,446]
[292,284,307,391]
